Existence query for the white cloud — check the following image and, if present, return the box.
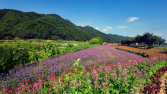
[103,29,108,32]
[126,17,139,22]
[96,27,99,30]
[117,26,127,28]
[102,26,112,32]
[107,26,112,29]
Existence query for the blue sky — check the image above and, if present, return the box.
[1,0,167,42]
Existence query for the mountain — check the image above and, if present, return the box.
[78,26,129,43]
[0,9,91,41]
[0,9,129,42]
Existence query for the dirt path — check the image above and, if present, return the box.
[158,71,167,94]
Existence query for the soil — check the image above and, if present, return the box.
[158,71,167,94]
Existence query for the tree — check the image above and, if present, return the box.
[157,37,166,46]
[141,32,153,47]
[148,35,159,46]
[13,28,30,39]
[89,37,103,45]
[135,35,142,45]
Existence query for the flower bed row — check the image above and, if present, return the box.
[115,46,167,58]
[1,55,167,94]
[137,46,148,49]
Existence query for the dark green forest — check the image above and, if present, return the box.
[0,9,129,43]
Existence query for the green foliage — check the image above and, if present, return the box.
[94,37,103,44]
[67,43,74,47]
[89,37,103,45]
[0,42,98,74]
[13,37,20,42]
[89,38,100,44]
[0,9,91,41]
[0,44,30,74]
[121,32,166,47]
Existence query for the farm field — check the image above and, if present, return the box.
[0,40,99,74]
[0,44,167,94]
[0,39,89,48]
[147,47,167,54]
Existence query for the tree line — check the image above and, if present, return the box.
[121,32,166,47]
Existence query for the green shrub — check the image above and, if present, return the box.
[89,37,103,45]
[13,37,20,42]
[94,37,103,45]
[67,43,74,47]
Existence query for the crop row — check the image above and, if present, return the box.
[115,46,167,58]
[0,42,99,74]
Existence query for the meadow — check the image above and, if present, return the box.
[0,41,167,94]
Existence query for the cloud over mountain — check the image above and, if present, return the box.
[126,17,139,22]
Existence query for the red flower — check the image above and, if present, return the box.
[21,80,24,83]
[17,85,19,87]
[27,79,30,82]
[42,76,44,78]
[60,75,63,79]
[14,88,16,90]
[37,76,40,78]
[9,90,12,93]
[61,79,64,82]
[79,69,81,71]
[37,79,41,82]
[50,74,54,76]
[23,89,26,92]
[25,81,28,84]
[77,72,79,74]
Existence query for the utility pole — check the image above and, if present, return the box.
[153,28,156,46]
[153,28,156,35]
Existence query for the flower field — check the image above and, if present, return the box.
[0,45,167,94]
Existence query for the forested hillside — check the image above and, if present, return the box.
[0,9,129,43]
[78,26,129,43]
